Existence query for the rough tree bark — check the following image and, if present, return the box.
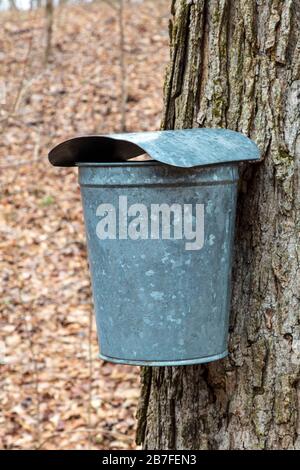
[136,0,300,450]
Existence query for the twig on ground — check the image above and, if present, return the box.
[36,427,132,450]
[18,278,41,449]
[87,307,94,449]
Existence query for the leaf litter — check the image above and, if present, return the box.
[0,0,169,449]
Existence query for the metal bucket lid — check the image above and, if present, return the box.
[48,128,260,168]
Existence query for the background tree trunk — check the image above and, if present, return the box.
[137,0,300,450]
[45,0,54,64]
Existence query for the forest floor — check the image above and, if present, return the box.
[0,1,169,450]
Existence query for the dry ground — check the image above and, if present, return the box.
[0,0,169,449]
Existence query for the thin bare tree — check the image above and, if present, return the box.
[8,0,18,10]
[118,0,127,131]
[103,0,127,131]
[45,0,54,64]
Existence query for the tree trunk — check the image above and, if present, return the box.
[45,0,54,64]
[118,0,127,132]
[8,0,18,10]
[136,0,300,450]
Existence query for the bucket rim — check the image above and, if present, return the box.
[76,160,161,167]
[77,160,241,169]
[99,350,228,366]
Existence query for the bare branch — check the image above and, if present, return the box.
[0,38,33,134]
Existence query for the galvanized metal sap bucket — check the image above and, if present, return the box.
[49,129,259,366]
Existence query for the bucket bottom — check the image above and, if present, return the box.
[99,350,228,367]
